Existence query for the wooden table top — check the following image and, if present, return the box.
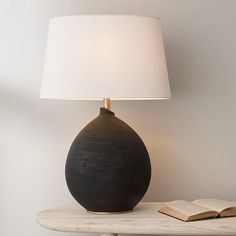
[37,202,236,235]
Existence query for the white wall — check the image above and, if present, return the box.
[1,0,236,235]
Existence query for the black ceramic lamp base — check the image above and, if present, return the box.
[65,107,151,213]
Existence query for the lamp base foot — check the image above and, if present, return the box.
[87,209,133,215]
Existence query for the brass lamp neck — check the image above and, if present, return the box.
[103,98,111,111]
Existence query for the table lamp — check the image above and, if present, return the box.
[40,15,171,213]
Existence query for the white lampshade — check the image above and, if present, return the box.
[40,15,171,100]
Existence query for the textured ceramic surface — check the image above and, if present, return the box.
[65,108,151,212]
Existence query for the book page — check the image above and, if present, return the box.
[160,205,189,221]
[193,199,236,213]
[163,200,216,217]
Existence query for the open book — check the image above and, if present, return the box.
[159,199,236,222]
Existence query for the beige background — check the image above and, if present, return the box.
[1,0,236,236]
